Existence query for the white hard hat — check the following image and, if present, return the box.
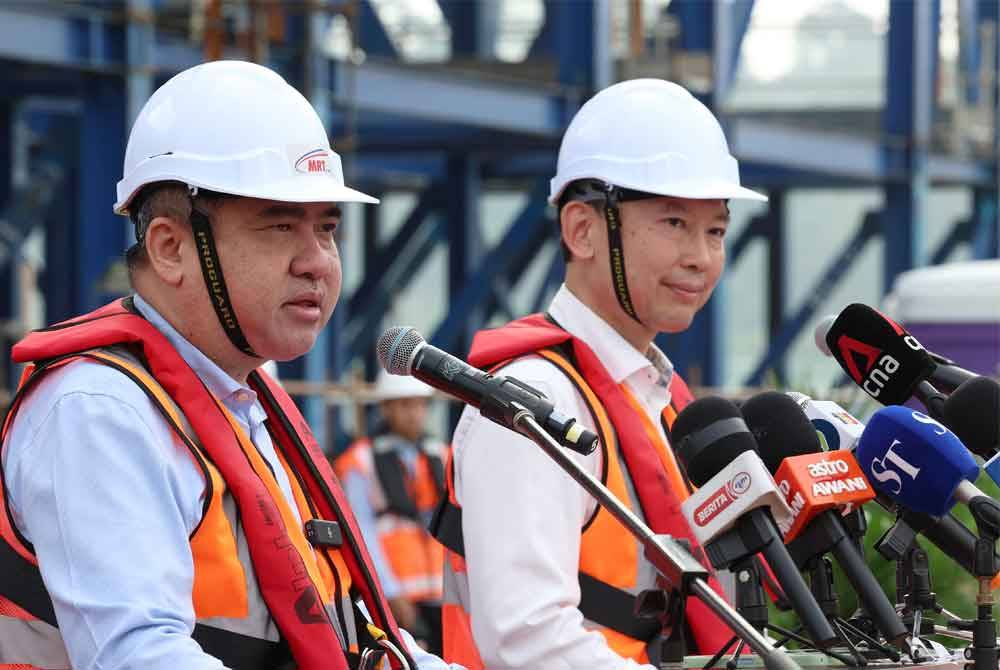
[115,60,377,214]
[374,370,433,401]
[549,79,766,205]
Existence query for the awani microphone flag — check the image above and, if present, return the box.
[772,451,875,541]
[681,450,794,548]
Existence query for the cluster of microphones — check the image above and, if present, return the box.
[376,303,1000,667]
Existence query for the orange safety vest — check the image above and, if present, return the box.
[0,297,412,670]
[430,313,732,669]
[335,434,448,603]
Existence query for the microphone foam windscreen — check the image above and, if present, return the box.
[856,405,980,516]
[741,391,822,473]
[670,396,757,487]
[943,377,1000,458]
[377,326,424,374]
[824,303,935,405]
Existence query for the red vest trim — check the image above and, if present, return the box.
[468,313,733,652]
[10,297,411,670]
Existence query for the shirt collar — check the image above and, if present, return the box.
[132,294,261,419]
[547,284,674,387]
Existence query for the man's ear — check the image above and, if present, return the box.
[560,201,600,262]
[144,215,189,286]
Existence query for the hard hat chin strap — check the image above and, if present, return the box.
[188,187,260,358]
[602,184,644,326]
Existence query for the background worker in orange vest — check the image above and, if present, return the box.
[432,79,769,670]
[0,60,462,670]
[337,371,449,655]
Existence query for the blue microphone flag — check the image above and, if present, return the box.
[856,405,979,516]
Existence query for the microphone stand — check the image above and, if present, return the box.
[841,508,879,641]
[947,497,1000,670]
[509,405,802,670]
[876,514,971,655]
[701,558,854,670]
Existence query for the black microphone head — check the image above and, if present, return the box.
[670,396,758,487]
[943,376,1000,458]
[741,391,822,474]
[824,303,935,405]
[377,326,424,375]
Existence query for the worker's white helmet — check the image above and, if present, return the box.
[373,370,434,401]
[115,60,377,214]
[549,79,766,204]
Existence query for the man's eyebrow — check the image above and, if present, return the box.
[256,204,342,219]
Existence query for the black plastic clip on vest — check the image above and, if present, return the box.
[304,520,343,548]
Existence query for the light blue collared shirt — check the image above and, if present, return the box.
[3,295,457,670]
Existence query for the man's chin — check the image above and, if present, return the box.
[264,338,318,363]
[654,314,696,335]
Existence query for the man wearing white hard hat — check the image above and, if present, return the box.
[432,79,768,669]
[335,371,449,655]
[0,61,461,670]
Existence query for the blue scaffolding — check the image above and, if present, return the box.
[1,0,997,447]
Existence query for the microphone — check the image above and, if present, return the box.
[376,326,598,455]
[743,392,907,647]
[672,397,837,647]
[856,405,980,518]
[817,305,979,419]
[790,393,993,574]
[942,376,1000,459]
[856,405,1000,579]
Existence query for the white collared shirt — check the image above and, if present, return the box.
[451,284,675,670]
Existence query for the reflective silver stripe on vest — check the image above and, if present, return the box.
[441,560,469,608]
[0,615,71,668]
[580,437,655,633]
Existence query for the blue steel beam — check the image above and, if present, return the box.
[360,187,384,381]
[329,60,573,135]
[346,185,445,317]
[726,214,765,265]
[526,0,598,88]
[481,216,560,323]
[728,119,991,186]
[971,188,999,258]
[882,0,939,292]
[447,156,483,356]
[431,180,550,353]
[764,191,787,383]
[959,0,981,105]
[346,216,447,363]
[744,212,882,387]
[357,0,397,58]
[439,0,480,58]
[0,5,208,75]
[77,76,128,313]
[668,0,754,98]
[41,113,82,324]
[714,0,755,101]
[929,217,973,265]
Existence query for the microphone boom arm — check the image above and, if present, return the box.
[509,404,802,670]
